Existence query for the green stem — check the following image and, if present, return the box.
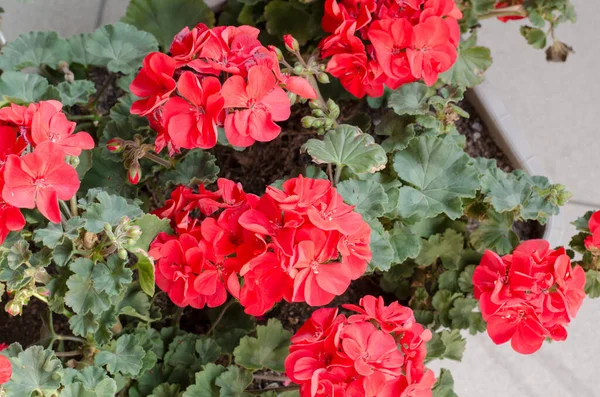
[248,386,299,394]
[207,300,235,336]
[32,292,49,304]
[253,374,290,383]
[91,73,116,108]
[67,114,100,122]
[60,200,72,219]
[172,307,184,327]
[70,196,79,217]
[143,152,172,168]
[478,4,527,20]
[333,165,343,186]
[55,335,86,344]
[55,351,82,358]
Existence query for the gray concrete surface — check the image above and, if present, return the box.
[0,1,598,396]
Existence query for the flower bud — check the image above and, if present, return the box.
[313,120,323,128]
[107,138,125,153]
[118,248,128,260]
[301,116,316,128]
[312,109,325,118]
[283,34,299,53]
[287,92,297,105]
[323,119,334,130]
[293,65,304,75]
[309,100,320,109]
[128,162,141,185]
[36,286,50,297]
[317,72,330,84]
[66,155,80,168]
[6,300,21,316]
[103,223,112,233]
[268,45,284,61]
[127,225,142,239]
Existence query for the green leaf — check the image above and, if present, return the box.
[82,191,143,233]
[470,209,519,255]
[388,82,431,116]
[81,149,136,197]
[389,222,422,263]
[215,366,253,397]
[458,265,476,293]
[56,80,96,106]
[377,113,415,153]
[449,297,479,329]
[440,35,492,88]
[135,251,156,296]
[368,226,395,272]
[337,179,388,220]
[520,26,547,49]
[92,255,133,296]
[67,33,100,67]
[439,329,466,361]
[86,22,159,75]
[432,369,459,397]
[263,0,318,44]
[95,334,146,376]
[471,0,495,15]
[0,31,70,71]
[416,229,464,269]
[65,258,111,315]
[233,319,291,372]
[0,71,52,104]
[196,337,222,365]
[53,239,74,267]
[432,289,461,327]
[572,211,593,232]
[160,149,220,187]
[393,135,480,219]
[183,363,227,397]
[585,270,600,298]
[150,383,182,397]
[69,312,99,338]
[6,240,31,269]
[164,334,202,369]
[215,329,249,356]
[5,346,63,396]
[302,125,387,174]
[438,270,458,291]
[122,0,215,49]
[34,216,86,248]
[129,214,172,252]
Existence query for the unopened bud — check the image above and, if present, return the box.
[6,300,21,316]
[287,92,297,105]
[127,225,142,239]
[104,223,112,233]
[292,65,303,75]
[107,138,125,153]
[118,248,128,260]
[66,155,80,168]
[128,162,141,185]
[312,120,323,128]
[268,45,284,61]
[283,34,299,53]
[317,72,330,84]
[312,109,325,118]
[302,116,316,129]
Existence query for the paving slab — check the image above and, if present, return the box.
[1,0,103,39]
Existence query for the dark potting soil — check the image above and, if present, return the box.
[0,89,544,354]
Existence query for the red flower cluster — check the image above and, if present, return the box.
[0,343,11,384]
[285,296,435,397]
[149,176,371,316]
[0,101,92,242]
[473,240,586,354]
[130,24,317,154]
[320,0,461,97]
[584,210,600,252]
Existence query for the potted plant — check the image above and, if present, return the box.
[0,0,585,396]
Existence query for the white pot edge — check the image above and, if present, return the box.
[465,80,566,247]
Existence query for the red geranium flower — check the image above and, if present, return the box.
[130,52,177,116]
[0,354,11,384]
[2,142,80,224]
[407,16,457,86]
[162,71,224,150]
[473,239,587,354]
[169,24,210,67]
[584,210,600,251]
[0,176,25,245]
[368,18,415,89]
[222,65,291,147]
[326,52,384,98]
[0,126,27,164]
[31,100,94,156]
